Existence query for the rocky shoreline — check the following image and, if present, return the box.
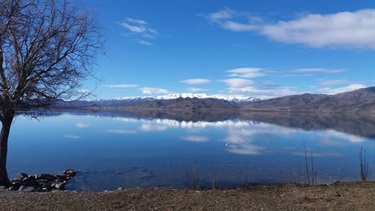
[0,169,77,192]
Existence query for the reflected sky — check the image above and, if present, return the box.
[7,112,375,191]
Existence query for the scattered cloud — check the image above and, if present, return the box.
[219,78,254,88]
[294,68,345,74]
[227,68,264,78]
[204,8,375,49]
[180,135,209,142]
[103,84,139,88]
[318,84,366,95]
[205,8,235,23]
[76,123,90,128]
[204,8,260,32]
[317,79,349,86]
[180,79,211,85]
[139,87,170,95]
[119,17,158,45]
[137,40,153,46]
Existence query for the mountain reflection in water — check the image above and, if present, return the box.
[8,110,374,191]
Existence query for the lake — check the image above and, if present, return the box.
[8,110,375,191]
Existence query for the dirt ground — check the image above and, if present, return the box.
[0,181,374,210]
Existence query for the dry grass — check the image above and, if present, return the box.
[0,181,374,210]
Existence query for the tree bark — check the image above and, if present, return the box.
[0,113,14,186]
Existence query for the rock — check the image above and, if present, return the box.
[39,174,56,181]
[54,181,67,190]
[56,174,69,181]
[22,177,38,187]
[8,169,77,192]
[63,169,77,178]
[19,186,35,192]
[8,186,17,191]
[15,173,28,181]
[10,181,22,190]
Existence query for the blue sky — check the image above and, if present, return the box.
[82,0,375,99]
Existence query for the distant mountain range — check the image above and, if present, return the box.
[54,86,375,113]
[117,93,259,103]
[241,86,375,112]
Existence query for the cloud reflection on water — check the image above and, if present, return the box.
[109,116,372,156]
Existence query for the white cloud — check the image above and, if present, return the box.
[318,84,366,95]
[219,78,254,88]
[205,8,260,32]
[294,68,344,74]
[186,87,209,93]
[205,9,375,49]
[119,17,157,45]
[180,135,209,142]
[76,123,90,128]
[227,85,298,98]
[137,40,153,46]
[317,79,348,86]
[222,21,257,32]
[103,84,139,88]
[262,9,375,49]
[139,87,170,95]
[206,8,235,22]
[180,79,211,85]
[227,68,264,78]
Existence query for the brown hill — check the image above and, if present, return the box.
[240,86,375,113]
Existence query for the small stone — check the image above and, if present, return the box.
[63,169,77,177]
[8,186,17,191]
[56,174,68,181]
[40,174,56,181]
[54,181,67,190]
[117,187,123,190]
[15,173,28,181]
[19,186,35,192]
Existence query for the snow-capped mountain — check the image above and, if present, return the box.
[116,93,260,103]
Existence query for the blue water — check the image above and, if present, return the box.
[7,111,375,191]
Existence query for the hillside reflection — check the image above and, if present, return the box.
[45,109,375,139]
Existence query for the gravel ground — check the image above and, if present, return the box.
[0,182,374,210]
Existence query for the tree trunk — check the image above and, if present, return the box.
[0,114,14,186]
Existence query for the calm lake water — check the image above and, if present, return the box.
[8,110,375,191]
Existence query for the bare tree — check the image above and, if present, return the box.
[0,0,103,186]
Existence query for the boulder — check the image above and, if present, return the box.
[15,173,28,181]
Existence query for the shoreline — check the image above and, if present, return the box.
[1,181,374,210]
